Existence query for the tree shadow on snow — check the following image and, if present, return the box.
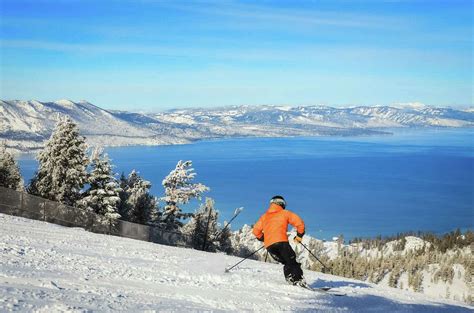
[296,289,472,313]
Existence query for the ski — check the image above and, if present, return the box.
[297,284,346,296]
[314,287,332,291]
[313,288,346,296]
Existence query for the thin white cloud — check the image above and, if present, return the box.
[1,39,469,69]
[160,0,407,29]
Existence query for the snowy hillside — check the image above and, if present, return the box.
[162,104,474,129]
[0,214,472,312]
[0,100,192,152]
[1,100,473,152]
[232,226,473,305]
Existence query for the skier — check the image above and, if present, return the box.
[253,195,306,286]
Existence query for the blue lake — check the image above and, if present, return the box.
[17,128,474,241]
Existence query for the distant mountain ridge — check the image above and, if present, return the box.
[1,99,473,152]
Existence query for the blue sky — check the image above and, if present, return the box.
[0,0,472,111]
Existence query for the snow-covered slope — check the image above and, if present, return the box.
[1,100,473,152]
[0,214,471,312]
[163,104,474,129]
[233,227,473,305]
[0,100,192,152]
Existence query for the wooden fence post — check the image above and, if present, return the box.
[20,191,24,214]
[43,201,47,221]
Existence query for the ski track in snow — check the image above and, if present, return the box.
[0,214,472,312]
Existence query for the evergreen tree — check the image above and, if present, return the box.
[216,223,233,254]
[117,172,130,219]
[0,144,23,190]
[79,147,121,220]
[182,198,219,251]
[26,173,40,195]
[160,160,209,230]
[230,224,267,259]
[126,170,157,225]
[388,263,402,288]
[31,116,88,206]
[409,270,424,292]
[395,236,407,251]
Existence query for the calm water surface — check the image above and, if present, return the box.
[17,128,474,240]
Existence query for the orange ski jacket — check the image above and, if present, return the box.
[253,203,305,248]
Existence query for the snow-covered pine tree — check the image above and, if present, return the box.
[117,172,130,219]
[161,160,209,230]
[182,197,219,251]
[79,147,121,220]
[31,116,88,206]
[216,222,233,254]
[0,144,23,190]
[229,224,262,259]
[26,174,40,195]
[126,170,157,225]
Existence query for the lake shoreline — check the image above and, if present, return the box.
[11,129,398,156]
[16,128,473,241]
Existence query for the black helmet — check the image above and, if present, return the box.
[270,195,286,209]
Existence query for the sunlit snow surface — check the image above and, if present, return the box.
[3,99,473,153]
[0,214,471,312]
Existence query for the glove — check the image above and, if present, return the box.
[294,235,303,244]
[257,234,264,242]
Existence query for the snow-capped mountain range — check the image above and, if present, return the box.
[1,99,473,152]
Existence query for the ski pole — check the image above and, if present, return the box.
[224,246,265,273]
[214,207,243,240]
[300,242,331,272]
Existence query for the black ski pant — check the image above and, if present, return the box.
[267,241,303,283]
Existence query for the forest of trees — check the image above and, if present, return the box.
[350,229,474,253]
[320,233,472,303]
[230,227,473,304]
[0,117,232,253]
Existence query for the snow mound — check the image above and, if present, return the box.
[54,99,76,108]
[0,214,471,312]
[391,102,429,110]
[383,236,431,255]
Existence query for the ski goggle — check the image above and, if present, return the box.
[270,198,286,208]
